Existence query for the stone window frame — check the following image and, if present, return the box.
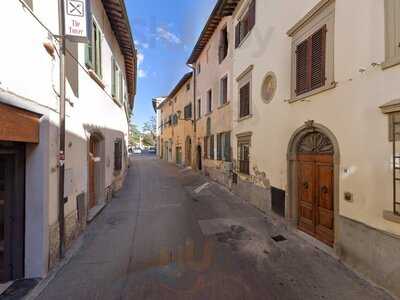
[236,132,252,175]
[382,0,400,70]
[287,0,336,103]
[220,74,229,106]
[380,99,400,223]
[236,65,253,121]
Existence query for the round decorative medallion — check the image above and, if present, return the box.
[261,72,277,103]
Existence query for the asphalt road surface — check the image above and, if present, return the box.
[36,155,393,300]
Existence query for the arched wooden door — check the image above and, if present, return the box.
[297,132,334,246]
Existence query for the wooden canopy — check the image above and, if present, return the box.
[102,0,137,108]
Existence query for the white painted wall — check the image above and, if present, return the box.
[231,0,400,235]
[0,0,132,277]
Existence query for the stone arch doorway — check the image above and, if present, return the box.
[197,145,202,171]
[88,132,105,211]
[287,122,340,247]
[185,136,192,167]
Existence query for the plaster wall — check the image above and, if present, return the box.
[194,16,234,179]
[0,0,132,277]
[231,0,400,237]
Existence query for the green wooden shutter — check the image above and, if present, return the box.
[111,57,116,97]
[210,135,215,160]
[224,132,231,162]
[119,72,123,103]
[217,134,222,160]
[95,26,102,77]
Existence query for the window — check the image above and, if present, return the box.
[186,82,191,91]
[237,133,251,175]
[85,20,102,77]
[184,104,192,119]
[239,83,250,118]
[197,63,201,75]
[204,137,209,159]
[383,0,400,69]
[210,135,215,160]
[235,0,256,48]
[219,26,229,63]
[114,139,123,171]
[288,1,334,101]
[220,76,228,105]
[197,99,201,119]
[207,89,213,113]
[295,26,327,96]
[111,57,122,103]
[217,132,231,162]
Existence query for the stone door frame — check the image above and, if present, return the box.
[286,122,340,246]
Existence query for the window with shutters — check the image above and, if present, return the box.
[204,137,209,159]
[114,139,123,172]
[217,132,231,162]
[207,89,213,113]
[237,133,251,175]
[383,0,400,69]
[197,99,202,119]
[184,104,192,119]
[111,57,123,104]
[220,75,228,105]
[219,26,229,63]
[295,26,327,96]
[85,20,102,78]
[239,83,251,118]
[235,0,256,48]
[288,0,335,102]
[210,135,215,160]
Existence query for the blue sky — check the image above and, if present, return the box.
[125,0,217,130]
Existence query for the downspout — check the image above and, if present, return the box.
[187,63,197,169]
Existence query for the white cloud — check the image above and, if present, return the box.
[135,40,149,49]
[137,52,147,78]
[156,27,181,44]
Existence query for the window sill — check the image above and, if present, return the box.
[381,56,400,70]
[383,210,400,224]
[287,82,336,104]
[88,69,105,89]
[218,102,230,110]
[238,114,252,122]
[204,111,213,117]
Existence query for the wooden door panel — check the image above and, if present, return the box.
[297,154,334,246]
[315,159,334,246]
[297,159,315,235]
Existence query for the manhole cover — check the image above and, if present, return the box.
[271,235,287,242]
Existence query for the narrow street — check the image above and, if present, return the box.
[35,155,392,300]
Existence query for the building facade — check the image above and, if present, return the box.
[0,0,136,282]
[159,73,194,166]
[152,96,166,157]
[229,0,400,296]
[187,1,239,187]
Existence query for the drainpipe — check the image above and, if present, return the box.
[187,63,197,169]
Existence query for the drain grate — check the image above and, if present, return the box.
[271,235,287,242]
